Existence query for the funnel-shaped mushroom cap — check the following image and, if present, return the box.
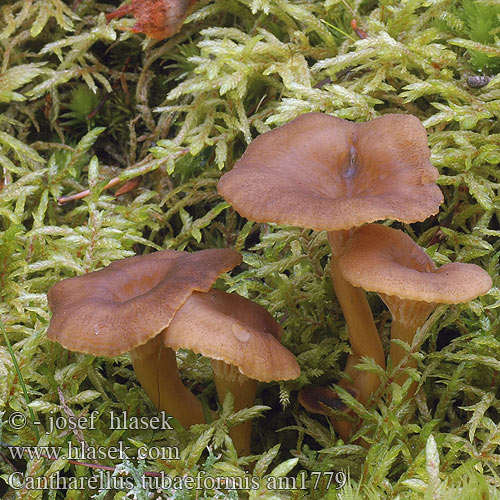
[339,224,492,316]
[163,289,300,382]
[47,249,242,357]
[218,113,443,231]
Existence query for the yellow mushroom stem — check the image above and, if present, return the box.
[328,231,385,405]
[211,359,257,457]
[130,335,205,428]
[390,320,418,391]
[382,296,436,394]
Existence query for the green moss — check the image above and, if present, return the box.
[434,0,500,72]
[459,0,500,72]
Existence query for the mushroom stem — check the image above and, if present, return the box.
[326,230,385,440]
[384,300,436,394]
[211,359,257,457]
[130,336,205,428]
[328,246,385,403]
[389,320,419,392]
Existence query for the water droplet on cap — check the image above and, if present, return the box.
[231,323,250,342]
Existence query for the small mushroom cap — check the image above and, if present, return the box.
[163,289,300,382]
[339,224,493,304]
[218,113,443,231]
[298,386,358,414]
[47,249,242,357]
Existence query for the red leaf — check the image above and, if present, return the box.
[106,0,197,40]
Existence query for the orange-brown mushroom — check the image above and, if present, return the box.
[47,248,241,428]
[298,386,351,415]
[106,0,197,40]
[218,112,443,410]
[298,385,358,441]
[163,289,300,456]
[339,224,493,392]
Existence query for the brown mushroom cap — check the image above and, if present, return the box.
[339,224,493,305]
[218,113,443,231]
[298,386,359,414]
[162,289,300,382]
[47,249,242,357]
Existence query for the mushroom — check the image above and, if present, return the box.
[163,288,300,456]
[298,385,358,441]
[106,0,197,40]
[338,224,493,392]
[47,248,242,428]
[218,112,443,406]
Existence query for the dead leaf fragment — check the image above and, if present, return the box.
[106,0,197,40]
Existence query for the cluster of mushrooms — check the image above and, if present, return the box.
[47,249,299,457]
[47,112,492,454]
